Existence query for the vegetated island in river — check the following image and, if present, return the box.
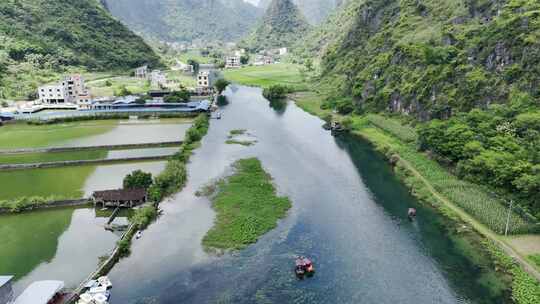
[201,158,291,252]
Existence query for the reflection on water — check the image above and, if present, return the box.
[60,123,191,147]
[106,86,507,304]
[83,161,166,197]
[0,207,120,296]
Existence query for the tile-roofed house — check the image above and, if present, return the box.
[92,188,147,208]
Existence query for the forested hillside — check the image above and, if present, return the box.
[242,0,310,51]
[103,0,262,43]
[313,0,540,217]
[0,0,160,100]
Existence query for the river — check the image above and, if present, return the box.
[105,86,508,304]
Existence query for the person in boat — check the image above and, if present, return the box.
[408,208,417,220]
[295,256,315,277]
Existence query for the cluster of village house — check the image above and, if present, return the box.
[224,47,287,68]
[135,65,218,96]
[11,46,287,114]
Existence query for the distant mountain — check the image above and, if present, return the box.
[242,0,310,51]
[258,0,339,24]
[103,0,263,43]
[0,0,160,99]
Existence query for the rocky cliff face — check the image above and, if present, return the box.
[318,0,540,120]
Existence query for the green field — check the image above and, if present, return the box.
[291,91,330,117]
[202,158,291,251]
[166,70,197,88]
[178,50,213,64]
[0,207,74,279]
[87,76,150,97]
[0,165,97,200]
[0,121,117,149]
[0,150,107,165]
[223,64,307,90]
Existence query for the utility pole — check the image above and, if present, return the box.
[505,200,514,236]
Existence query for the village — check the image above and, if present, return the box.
[0,46,288,123]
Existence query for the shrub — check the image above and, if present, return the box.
[164,88,190,103]
[262,84,292,100]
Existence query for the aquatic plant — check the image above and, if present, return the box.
[202,158,292,251]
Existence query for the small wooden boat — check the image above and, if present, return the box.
[295,256,315,278]
[135,230,142,239]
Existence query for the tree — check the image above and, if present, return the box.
[105,80,112,87]
[1,101,8,108]
[116,85,132,97]
[188,59,199,75]
[164,88,190,103]
[135,94,150,105]
[217,95,228,106]
[214,79,230,95]
[305,58,313,71]
[240,55,249,65]
[262,85,291,100]
[123,170,153,190]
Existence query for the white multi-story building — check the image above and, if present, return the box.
[38,74,92,108]
[196,71,218,95]
[38,84,69,104]
[279,47,288,55]
[225,56,241,68]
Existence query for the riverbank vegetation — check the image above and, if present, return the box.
[223,64,307,91]
[201,158,291,251]
[292,91,540,300]
[484,240,540,304]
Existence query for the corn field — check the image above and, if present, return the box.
[367,114,417,143]
[363,123,539,234]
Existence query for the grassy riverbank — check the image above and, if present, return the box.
[223,64,307,91]
[292,91,540,302]
[202,158,291,251]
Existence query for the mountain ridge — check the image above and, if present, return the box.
[103,0,263,43]
[0,0,160,99]
[242,0,310,51]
